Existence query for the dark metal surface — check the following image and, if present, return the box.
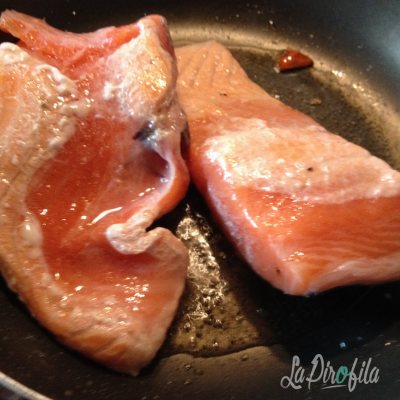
[1,0,400,399]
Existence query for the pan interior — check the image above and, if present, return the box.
[1,19,400,400]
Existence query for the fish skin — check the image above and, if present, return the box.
[0,12,190,375]
[176,41,400,295]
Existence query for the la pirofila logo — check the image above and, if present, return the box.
[281,354,379,392]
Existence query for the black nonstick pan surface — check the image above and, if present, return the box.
[1,0,400,399]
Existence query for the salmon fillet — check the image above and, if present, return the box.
[0,11,190,374]
[176,41,400,295]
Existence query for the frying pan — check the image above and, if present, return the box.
[1,0,400,399]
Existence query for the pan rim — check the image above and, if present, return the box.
[0,370,52,400]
